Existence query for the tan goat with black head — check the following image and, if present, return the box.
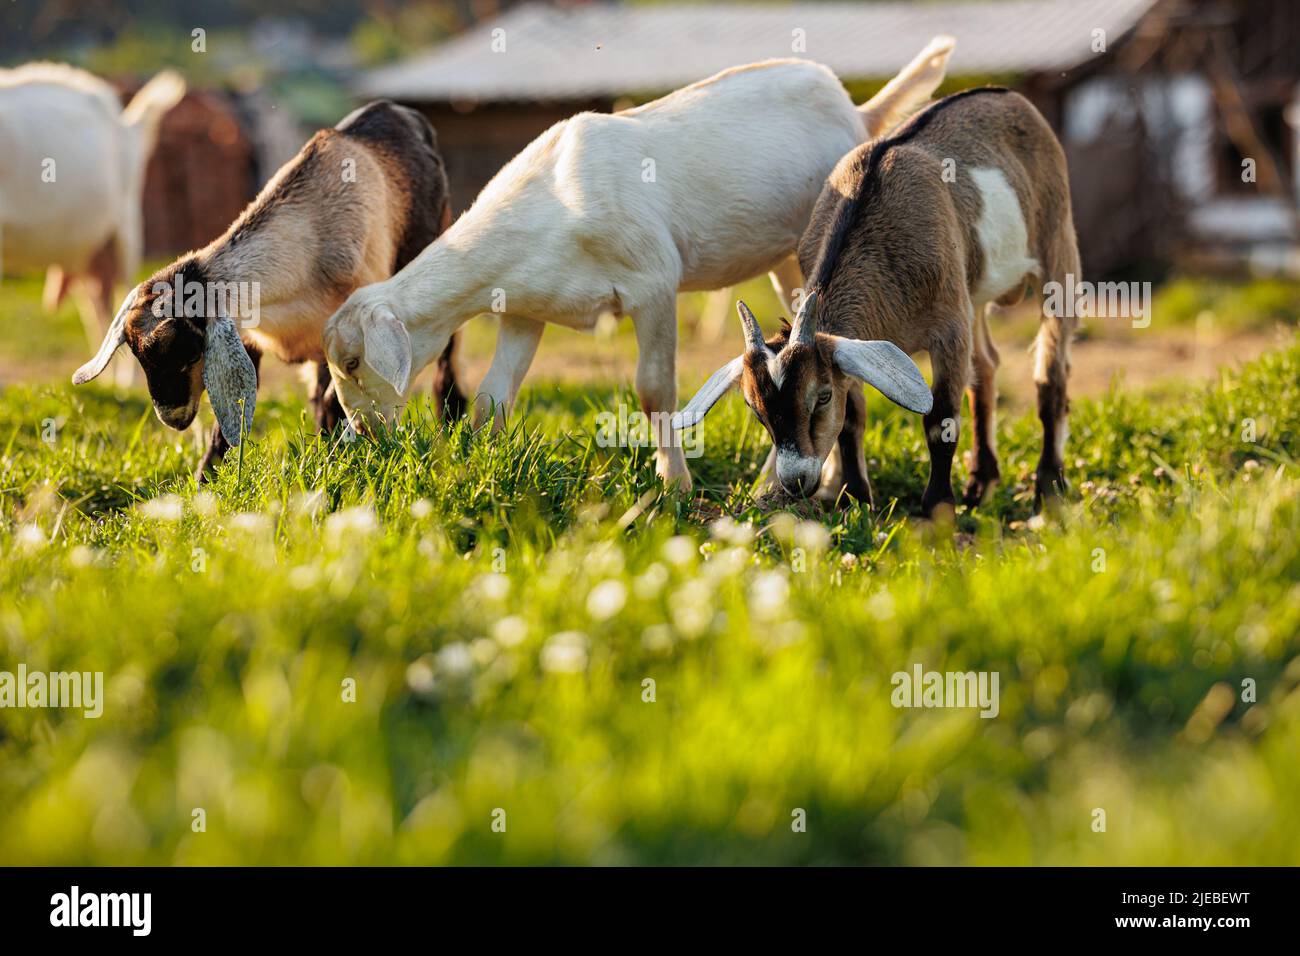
[678,87,1080,516]
[72,100,466,481]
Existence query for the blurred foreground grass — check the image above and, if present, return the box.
[0,328,1297,863]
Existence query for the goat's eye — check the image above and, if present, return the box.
[816,390,833,407]
[344,357,360,375]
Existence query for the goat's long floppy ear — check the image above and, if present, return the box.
[362,308,412,396]
[72,288,137,384]
[203,315,257,446]
[829,337,934,414]
[672,356,744,430]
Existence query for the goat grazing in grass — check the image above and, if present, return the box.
[72,101,466,480]
[321,39,955,491]
[0,63,186,387]
[678,88,1080,516]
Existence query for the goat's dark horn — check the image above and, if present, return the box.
[736,300,766,353]
[789,290,818,347]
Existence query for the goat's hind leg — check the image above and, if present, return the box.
[1033,233,1080,510]
[962,303,1002,507]
[768,254,805,316]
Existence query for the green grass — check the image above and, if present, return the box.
[1154,275,1300,331]
[0,333,1297,864]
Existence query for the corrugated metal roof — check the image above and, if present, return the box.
[359,0,1158,102]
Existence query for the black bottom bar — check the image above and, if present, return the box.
[0,867,1292,941]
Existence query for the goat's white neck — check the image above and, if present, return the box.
[384,214,509,371]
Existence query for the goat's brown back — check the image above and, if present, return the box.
[796,89,1071,351]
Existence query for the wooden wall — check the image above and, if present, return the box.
[117,83,258,259]
[413,99,611,214]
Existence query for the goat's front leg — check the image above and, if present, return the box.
[196,343,261,484]
[473,315,545,431]
[306,360,343,433]
[921,329,970,519]
[819,385,873,506]
[633,298,690,490]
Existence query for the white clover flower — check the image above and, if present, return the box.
[324,505,377,538]
[709,516,755,547]
[669,580,714,639]
[541,631,589,673]
[288,564,320,591]
[69,544,97,568]
[436,642,474,679]
[409,498,434,519]
[406,655,436,694]
[586,579,628,621]
[633,563,668,599]
[289,490,325,521]
[866,588,895,621]
[470,638,498,666]
[138,493,184,522]
[661,535,696,567]
[15,523,46,551]
[474,573,511,602]
[492,615,528,648]
[748,570,790,620]
[703,546,748,580]
[793,520,831,552]
[766,512,797,543]
[641,624,674,654]
[191,491,219,518]
[228,511,272,535]
[585,541,626,576]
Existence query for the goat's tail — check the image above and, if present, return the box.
[121,69,187,151]
[858,36,955,140]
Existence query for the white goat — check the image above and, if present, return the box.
[322,39,954,490]
[0,63,185,385]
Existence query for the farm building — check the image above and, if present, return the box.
[111,81,308,258]
[359,0,1300,278]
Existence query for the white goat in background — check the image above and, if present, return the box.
[0,63,186,385]
[323,38,954,491]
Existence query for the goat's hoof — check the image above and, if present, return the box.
[962,473,999,508]
[1032,469,1069,513]
[195,454,224,485]
[923,500,957,526]
[921,481,956,518]
[930,501,956,523]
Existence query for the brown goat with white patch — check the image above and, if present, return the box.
[679,87,1080,516]
[72,100,466,480]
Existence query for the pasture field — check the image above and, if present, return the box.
[0,297,1297,864]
